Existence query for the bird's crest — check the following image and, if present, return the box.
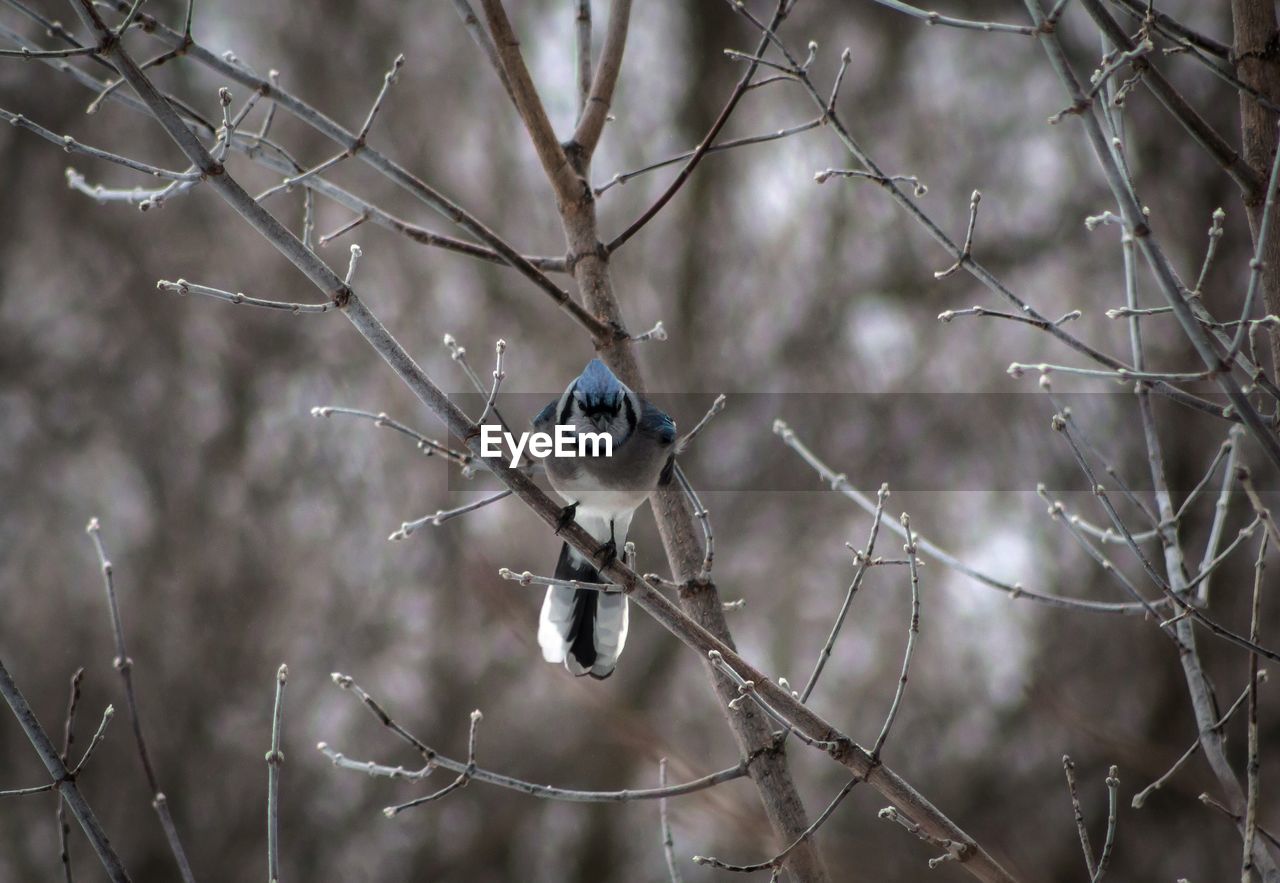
[577,358,622,397]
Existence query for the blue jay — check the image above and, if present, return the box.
[533,358,676,679]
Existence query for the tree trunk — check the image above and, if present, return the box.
[559,196,832,882]
[1232,0,1280,368]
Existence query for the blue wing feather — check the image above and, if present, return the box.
[533,398,557,429]
[638,401,676,445]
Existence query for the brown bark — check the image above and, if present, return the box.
[1233,0,1280,367]
[559,196,832,882]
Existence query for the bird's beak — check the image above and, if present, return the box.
[590,414,610,431]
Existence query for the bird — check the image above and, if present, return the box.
[532,358,676,679]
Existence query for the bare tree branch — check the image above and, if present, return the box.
[321,674,748,803]
[266,665,287,883]
[658,759,683,883]
[85,518,196,883]
[56,667,84,883]
[570,0,631,160]
[871,514,922,759]
[0,659,132,883]
[775,421,1149,614]
[477,0,581,202]
[869,0,1039,36]
[574,0,592,117]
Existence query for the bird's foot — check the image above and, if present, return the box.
[595,538,617,569]
[554,502,579,536]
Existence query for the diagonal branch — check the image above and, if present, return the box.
[0,659,132,883]
[477,0,581,202]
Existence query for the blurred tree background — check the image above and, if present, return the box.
[0,0,1273,880]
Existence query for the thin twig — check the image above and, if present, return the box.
[1200,794,1280,852]
[443,333,521,463]
[309,406,472,467]
[878,806,968,868]
[1093,767,1119,881]
[70,706,114,777]
[597,118,822,196]
[157,279,332,314]
[629,319,668,342]
[380,709,484,816]
[344,244,362,287]
[693,776,860,875]
[475,338,507,426]
[0,42,98,58]
[708,651,838,750]
[1048,398,1159,529]
[1174,437,1233,523]
[449,0,514,102]
[85,518,196,883]
[1131,678,1262,808]
[658,759,683,883]
[800,484,888,703]
[814,168,927,196]
[677,394,726,454]
[1243,534,1267,881]
[323,674,747,803]
[256,54,405,203]
[1193,207,1226,296]
[1238,466,1280,550]
[1063,756,1096,878]
[869,0,1039,35]
[939,305,1079,329]
[1109,0,1229,58]
[871,513,921,759]
[267,664,287,883]
[498,567,623,593]
[1198,427,1243,605]
[574,0,591,118]
[56,667,84,883]
[391,492,515,539]
[934,191,981,279]
[317,211,369,247]
[774,421,1148,614]
[1008,361,1211,384]
[1037,486,1161,617]
[1,108,200,180]
[672,465,714,578]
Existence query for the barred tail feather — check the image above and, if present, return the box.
[537,542,629,679]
